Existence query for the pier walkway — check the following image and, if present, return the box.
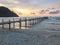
[0,17,48,30]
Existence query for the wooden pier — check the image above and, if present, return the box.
[0,17,48,30]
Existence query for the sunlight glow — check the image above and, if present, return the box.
[0,4,6,6]
[12,7,31,16]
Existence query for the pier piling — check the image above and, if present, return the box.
[19,18,21,29]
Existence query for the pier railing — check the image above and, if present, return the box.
[0,17,48,30]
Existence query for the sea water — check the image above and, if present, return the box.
[32,17,60,31]
[46,17,60,31]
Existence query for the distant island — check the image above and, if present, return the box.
[0,6,18,17]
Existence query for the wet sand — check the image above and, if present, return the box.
[0,29,60,45]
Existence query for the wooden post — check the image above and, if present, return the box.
[9,19,11,30]
[29,18,33,26]
[13,18,15,29]
[25,18,27,28]
[34,18,36,24]
[36,18,38,24]
[2,19,4,29]
[38,18,40,22]
[39,18,41,22]
[28,19,31,26]
[35,18,38,24]
[33,18,35,25]
[19,18,21,29]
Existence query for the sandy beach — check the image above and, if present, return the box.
[0,29,60,45]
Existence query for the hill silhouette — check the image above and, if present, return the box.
[0,6,18,17]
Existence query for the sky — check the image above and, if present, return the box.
[0,0,60,17]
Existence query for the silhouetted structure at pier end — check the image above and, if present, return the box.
[44,17,48,19]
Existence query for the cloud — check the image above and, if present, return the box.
[48,8,55,10]
[0,0,13,4]
[49,10,60,14]
[16,0,38,4]
[0,0,41,8]
[39,8,60,15]
[40,10,45,14]
[31,12,36,15]
[0,0,20,6]
[40,9,49,14]
[0,0,60,9]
